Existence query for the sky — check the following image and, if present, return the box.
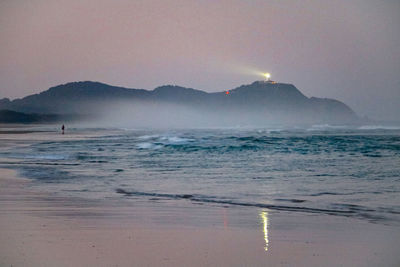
[0,0,399,120]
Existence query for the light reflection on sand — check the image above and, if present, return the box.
[260,211,269,252]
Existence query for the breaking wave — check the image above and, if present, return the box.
[115,188,396,222]
[358,125,400,130]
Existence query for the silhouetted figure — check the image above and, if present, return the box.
[61,124,65,135]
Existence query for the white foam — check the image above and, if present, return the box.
[24,154,67,160]
[137,134,160,140]
[166,136,193,143]
[308,124,347,131]
[136,142,162,150]
[358,125,400,130]
[158,135,194,144]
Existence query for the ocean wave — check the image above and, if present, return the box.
[358,125,400,130]
[309,192,354,197]
[159,136,194,144]
[137,134,160,140]
[18,166,74,182]
[4,127,399,226]
[257,128,284,133]
[115,188,391,221]
[6,154,68,160]
[136,142,163,150]
[308,124,348,131]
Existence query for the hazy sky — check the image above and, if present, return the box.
[0,0,399,120]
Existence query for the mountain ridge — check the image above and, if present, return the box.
[0,80,358,124]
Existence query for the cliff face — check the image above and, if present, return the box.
[0,80,358,124]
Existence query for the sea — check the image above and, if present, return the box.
[1,124,400,225]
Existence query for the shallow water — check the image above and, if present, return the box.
[1,125,400,224]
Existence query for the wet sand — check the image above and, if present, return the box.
[1,168,400,267]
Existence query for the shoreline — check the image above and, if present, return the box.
[1,168,400,266]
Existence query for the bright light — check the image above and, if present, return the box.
[260,211,269,252]
[263,73,271,80]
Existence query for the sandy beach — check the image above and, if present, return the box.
[0,167,399,267]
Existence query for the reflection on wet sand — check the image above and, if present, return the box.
[260,211,269,252]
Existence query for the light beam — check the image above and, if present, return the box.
[263,73,271,81]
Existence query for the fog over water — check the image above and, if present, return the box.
[99,102,280,129]
[96,101,348,129]
[0,0,399,120]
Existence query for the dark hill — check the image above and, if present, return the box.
[152,85,208,103]
[0,80,358,124]
[0,110,61,123]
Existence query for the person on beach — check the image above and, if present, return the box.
[61,124,65,134]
